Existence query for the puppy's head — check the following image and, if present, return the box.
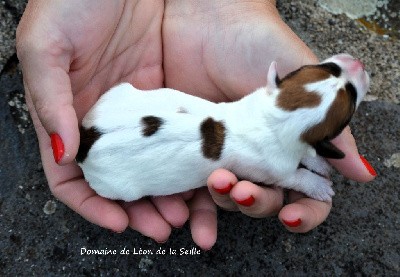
[267,54,370,159]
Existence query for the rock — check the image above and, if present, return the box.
[43,200,57,215]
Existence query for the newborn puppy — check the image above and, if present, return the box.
[77,54,370,202]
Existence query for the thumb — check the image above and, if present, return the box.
[20,52,79,165]
[329,126,377,182]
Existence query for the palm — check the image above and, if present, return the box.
[163,1,317,102]
[65,1,164,120]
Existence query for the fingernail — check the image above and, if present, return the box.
[50,133,64,164]
[234,195,255,207]
[360,155,377,176]
[213,183,233,195]
[283,218,302,228]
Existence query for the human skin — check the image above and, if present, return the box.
[16,0,376,250]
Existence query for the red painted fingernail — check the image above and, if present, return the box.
[213,183,233,195]
[360,155,377,176]
[234,195,255,207]
[50,133,64,164]
[283,218,302,228]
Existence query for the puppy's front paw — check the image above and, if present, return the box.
[305,177,334,202]
[300,155,332,178]
[278,168,334,202]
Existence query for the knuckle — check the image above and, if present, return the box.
[33,97,53,122]
[47,182,60,197]
[31,96,57,132]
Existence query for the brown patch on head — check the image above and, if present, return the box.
[141,116,164,137]
[77,127,101,163]
[200,117,226,160]
[302,87,356,148]
[277,66,333,111]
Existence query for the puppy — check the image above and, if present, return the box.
[77,54,370,202]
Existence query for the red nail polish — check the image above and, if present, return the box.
[234,195,255,207]
[283,218,302,228]
[50,133,64,164]
[360,155,377,176]
[213,183,233,195]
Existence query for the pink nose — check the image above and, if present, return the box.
[335,54,365,73]
[354,59,365,70]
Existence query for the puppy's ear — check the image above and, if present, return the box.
[314,140,345,159]
[267,61,280,93]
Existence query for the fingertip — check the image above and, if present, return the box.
[100,202,130,233]
[207,168,238,211]
[231,181,283,218]
[207,168,238,191]
[190,209,217,250]
[82,199,129,233]
[329,127,377,182]
[124,199,172,243]
[279,204,303,231]
[189,188,218,250]
[151,195,190,228]
[56,108,80,165]
[279,197,332,233]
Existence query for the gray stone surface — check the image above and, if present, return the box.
[0,0,399,275]
[0,2,17,73]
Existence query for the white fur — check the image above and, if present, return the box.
[78,54,369,202]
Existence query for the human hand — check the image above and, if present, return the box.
[163,0,376,234]
[16,0,204,246]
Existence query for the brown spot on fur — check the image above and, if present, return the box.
[302,88,355,146]
[76,127,101,163]
[200,117,226,160]
[142,116,163,136]
[277,66,330,111]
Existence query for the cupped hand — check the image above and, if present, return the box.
[16,0,377,252]
[163,0,376,235]
[16,0,198,246]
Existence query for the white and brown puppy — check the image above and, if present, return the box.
[77,54,370,202]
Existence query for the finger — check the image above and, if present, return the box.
[189,188,217,250]
[279,191,332,233]
[151,194,190,228]
[180,190,195,201]
[230,181,284,218]
[207,168,239,211]
[19,39,79,165]
[52,177,129,233]
[123,199,172,243]
[329,126,377,182]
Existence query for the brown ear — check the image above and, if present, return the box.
[314,140,345,159]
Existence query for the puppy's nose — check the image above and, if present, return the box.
[336,55,365,73]
[350,59,365,72]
